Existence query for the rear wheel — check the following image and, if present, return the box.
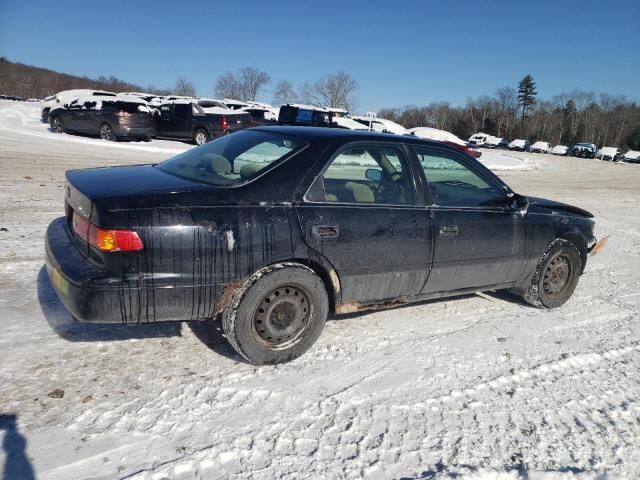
[523,239,582,308]
[50,116,64,133]
[99,122,116,141]
[42,108,50,123]
[193,128,209,146]
[222,263,328,365]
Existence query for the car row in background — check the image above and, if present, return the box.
[38,90,637,162]
[468,132,637,163]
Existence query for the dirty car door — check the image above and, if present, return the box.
[413,146,526,294]
[297,143,432,303]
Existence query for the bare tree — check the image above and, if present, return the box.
[214,71,242,100]
[174,77,196,96]
[240,67,270,101]
[215,67,270,101]
[300,71,359,110]
[273,79,297,105]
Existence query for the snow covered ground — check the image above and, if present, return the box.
[1,100,639,479]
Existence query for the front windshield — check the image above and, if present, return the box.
[156,130,308,186]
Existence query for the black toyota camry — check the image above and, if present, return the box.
[45,127,607,364]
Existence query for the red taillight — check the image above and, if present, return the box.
[72,212,143,252]
[115,110,130,117]
[220,116,228,131]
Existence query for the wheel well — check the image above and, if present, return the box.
[558,233,587,273]
[277,258,339,312]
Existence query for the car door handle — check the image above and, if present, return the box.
[312,225,339,238]
[439,225,459,237]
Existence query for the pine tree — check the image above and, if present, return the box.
[517,75,537,134]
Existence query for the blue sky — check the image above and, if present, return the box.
[1,0,638,112]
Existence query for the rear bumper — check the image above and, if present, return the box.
[115,126,156,138]
[45,217,212,323]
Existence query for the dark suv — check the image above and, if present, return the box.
[155,102,251,145]
[278,104,335,127]
[49,99,156,142]
[570,143,597,159]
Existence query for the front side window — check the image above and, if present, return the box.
[416,149,505,208]
[156,130,307,186]
[307,145,414,205]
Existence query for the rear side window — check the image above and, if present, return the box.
[416,149,505,208]
[156,130,308,186]
[307,145,414,205]
[174,104,191,117]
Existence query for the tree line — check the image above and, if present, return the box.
[379,75,640,150]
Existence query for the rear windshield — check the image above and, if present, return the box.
[156,130,308,186]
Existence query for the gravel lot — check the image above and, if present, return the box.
[1,101,639,480]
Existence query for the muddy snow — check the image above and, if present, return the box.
[0,101,639,480]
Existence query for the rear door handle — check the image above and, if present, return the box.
[312,225,339,238]
[439,225,459,237]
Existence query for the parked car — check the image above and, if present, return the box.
[49,97,155,142]
[242,106,278,126]
[597,147,621,162]
[622,150,640,163]
[570,143,597,159]
[508,139,531,151]
[530,141,551,154]
[223,98,250,110]
[551,145,570,156]
[484,136,509,149]
[409,127,482,158]
[278,104,334,127]
[468,133,491,147]
[351,115,409,135]
[155,101,251,145]
[197,98,229,109]
[41,89,116,123]
[122,92,164,107]
[45,127,606,365]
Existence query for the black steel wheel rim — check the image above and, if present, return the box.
[252,285,311,350]
[100,124,114,141]
[543,253,572,297]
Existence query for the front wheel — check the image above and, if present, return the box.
[523,239,582,308]
[222,263,328,365]
[99,122,116,141]
[50,116,64,133]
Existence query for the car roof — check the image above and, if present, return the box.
[251,125,450,147]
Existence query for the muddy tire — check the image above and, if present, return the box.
[222,263,328,365]
[523,239,582,308]
[50,115,64,133]
[193,128,209,146]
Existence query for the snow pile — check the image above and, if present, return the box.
[478,150,540,171]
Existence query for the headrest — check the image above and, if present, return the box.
[204,153,231,174]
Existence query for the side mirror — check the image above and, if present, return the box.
[509,193,529,215]
[365,168,383,182]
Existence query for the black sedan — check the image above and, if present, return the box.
[45,127,607,364]
[49,98,156,142]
